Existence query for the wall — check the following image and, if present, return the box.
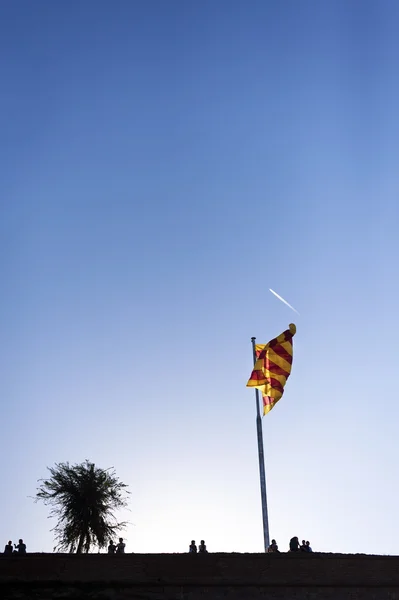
[1,552,399,599]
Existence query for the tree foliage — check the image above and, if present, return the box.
[36,460,129,553]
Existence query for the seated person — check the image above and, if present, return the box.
[306,541,313,552]
[4,541,13,555]
[267,539,279,553]
[189,540,197,553]
[198,540,207,553]
[116,538,125,554]
[289,536,300,552]
[15,539,26,554]
[108,540,116,554]
[300,539,307,552]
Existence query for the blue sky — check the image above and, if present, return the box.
[1,0,398,555]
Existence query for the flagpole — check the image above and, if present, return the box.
[251,337,270,552]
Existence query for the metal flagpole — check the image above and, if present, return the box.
[251,337,270,552]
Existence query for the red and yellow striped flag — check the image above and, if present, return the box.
[247,324,296,415]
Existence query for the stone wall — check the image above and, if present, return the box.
[1,553,398,599]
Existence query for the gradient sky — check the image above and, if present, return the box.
[1,0,399,555]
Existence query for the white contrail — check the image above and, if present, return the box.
[269,288,300,315]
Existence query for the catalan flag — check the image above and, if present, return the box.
[247,324,296,415]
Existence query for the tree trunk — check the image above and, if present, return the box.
[76,532,85,554]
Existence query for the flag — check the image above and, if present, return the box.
[247,323,296,415]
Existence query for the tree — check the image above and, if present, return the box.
[35,460,129,553]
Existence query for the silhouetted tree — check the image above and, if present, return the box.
[35,460,129,553]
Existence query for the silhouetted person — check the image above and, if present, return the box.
[198,540,207,553]
[268,539,279,553]
[189,540,197,553]
[306,541,313,552]
[116,538,125,554]
[15,539,26,554]
[300,539,307,552]
[108,541,116,554]
[4,541,13,555]
[289,537,299,552]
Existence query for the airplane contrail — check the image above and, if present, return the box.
[269,288,300,315]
